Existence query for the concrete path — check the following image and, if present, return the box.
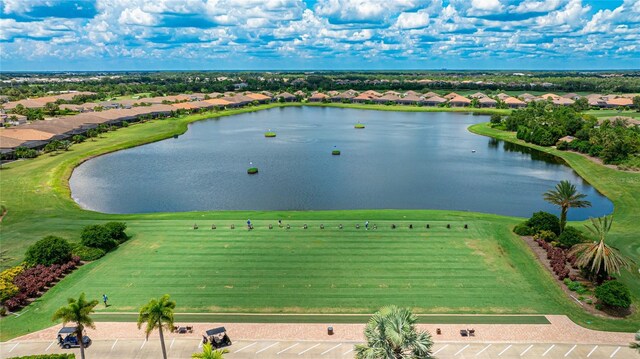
[2,315,635,358]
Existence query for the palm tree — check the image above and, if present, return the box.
[630,330,640,353]
[137,294,176,359]
[569,216,633,283]
[355,306,432,359]
[192,343,229,359]
[51,293,98,359]
[543,180,591,233]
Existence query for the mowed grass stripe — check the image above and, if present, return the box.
[40,220,549,314]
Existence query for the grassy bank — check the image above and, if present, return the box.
[469,123,640,299]
[0,104,638,340]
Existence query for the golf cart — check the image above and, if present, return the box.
[203,327,232,349]
[57,327,91,349]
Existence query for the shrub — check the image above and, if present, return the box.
[490,114,502,125]
[526,211,561,235]
[563,278,589,295]
[103,222,129,244]
[513,223,533,236]
[0,265,24,302]
[72,245,106,261]
[24,236,72,266]
[556,141,569,150]
[595,281,631,309]
[81,224,118,252]
[14,146,38,159]
[557,226,586,248]
[534,230,557,242]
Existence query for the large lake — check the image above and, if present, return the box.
[70,107,613,218]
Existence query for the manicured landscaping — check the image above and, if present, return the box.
[0,103,638,341]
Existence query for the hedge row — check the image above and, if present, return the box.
[3,258,81,312]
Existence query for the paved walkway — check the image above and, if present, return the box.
[2,315,636,358]
[10,315,633,345]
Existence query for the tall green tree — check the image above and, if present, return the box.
[192,343,229,359]
[543,180,591,232]
[355,306,433,359]
[51,293,98,359]
[137,294,176,359]
[569,216,633,283]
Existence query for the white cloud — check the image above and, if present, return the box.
[314,0,427,23]
[471,0,503,12]
[118,7,157,26]
[509,0,565,14]
[395,9,431,29]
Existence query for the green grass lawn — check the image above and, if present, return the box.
[585,109,640,119]
[1,103,638,340]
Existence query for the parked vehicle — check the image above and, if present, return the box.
[57,327,91,349]
[203,327,232,349]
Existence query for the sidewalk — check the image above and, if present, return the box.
[9,315,634,345]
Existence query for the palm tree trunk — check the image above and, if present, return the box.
[159,323,168,359]
[560,205,568,233]
[78,332,85,359]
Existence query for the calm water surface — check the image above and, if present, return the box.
[70,107,613,218]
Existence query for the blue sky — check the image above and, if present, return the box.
[0,0,638,71]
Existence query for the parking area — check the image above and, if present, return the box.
[1,339,634,359]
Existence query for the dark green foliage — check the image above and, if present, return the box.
[557,226,586,248]
[81,225,118,252]
[595,280,631,309]
[556,141,569,150]
[7,355,75,359]
[513,223,534,236]
[505,104,639,165]
[563,278,589,295]
[526,211,561,235]
[72,244,106,261]
[103,222,129,244]
[14,146,38,159]
[24,236,72,266]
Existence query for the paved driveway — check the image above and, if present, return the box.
[1,339,634,358]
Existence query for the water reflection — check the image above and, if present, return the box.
[69,107,613,219]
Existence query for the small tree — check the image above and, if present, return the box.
[633,95,640,112]
[490,114,502,125]
[52,293,98,359]
[103,222,129,244]
[556,226,586,248]
[138,294,176,359]
[60,140,72,151]
[81,224,118,252]
[543,180,591,233]
[355,306,433,359]
[24,236,72,266]
[595,280,631,309]
[569,216,633,282]
[73,135,86,143]
[526,211,561,235]
[192,343,229,359]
